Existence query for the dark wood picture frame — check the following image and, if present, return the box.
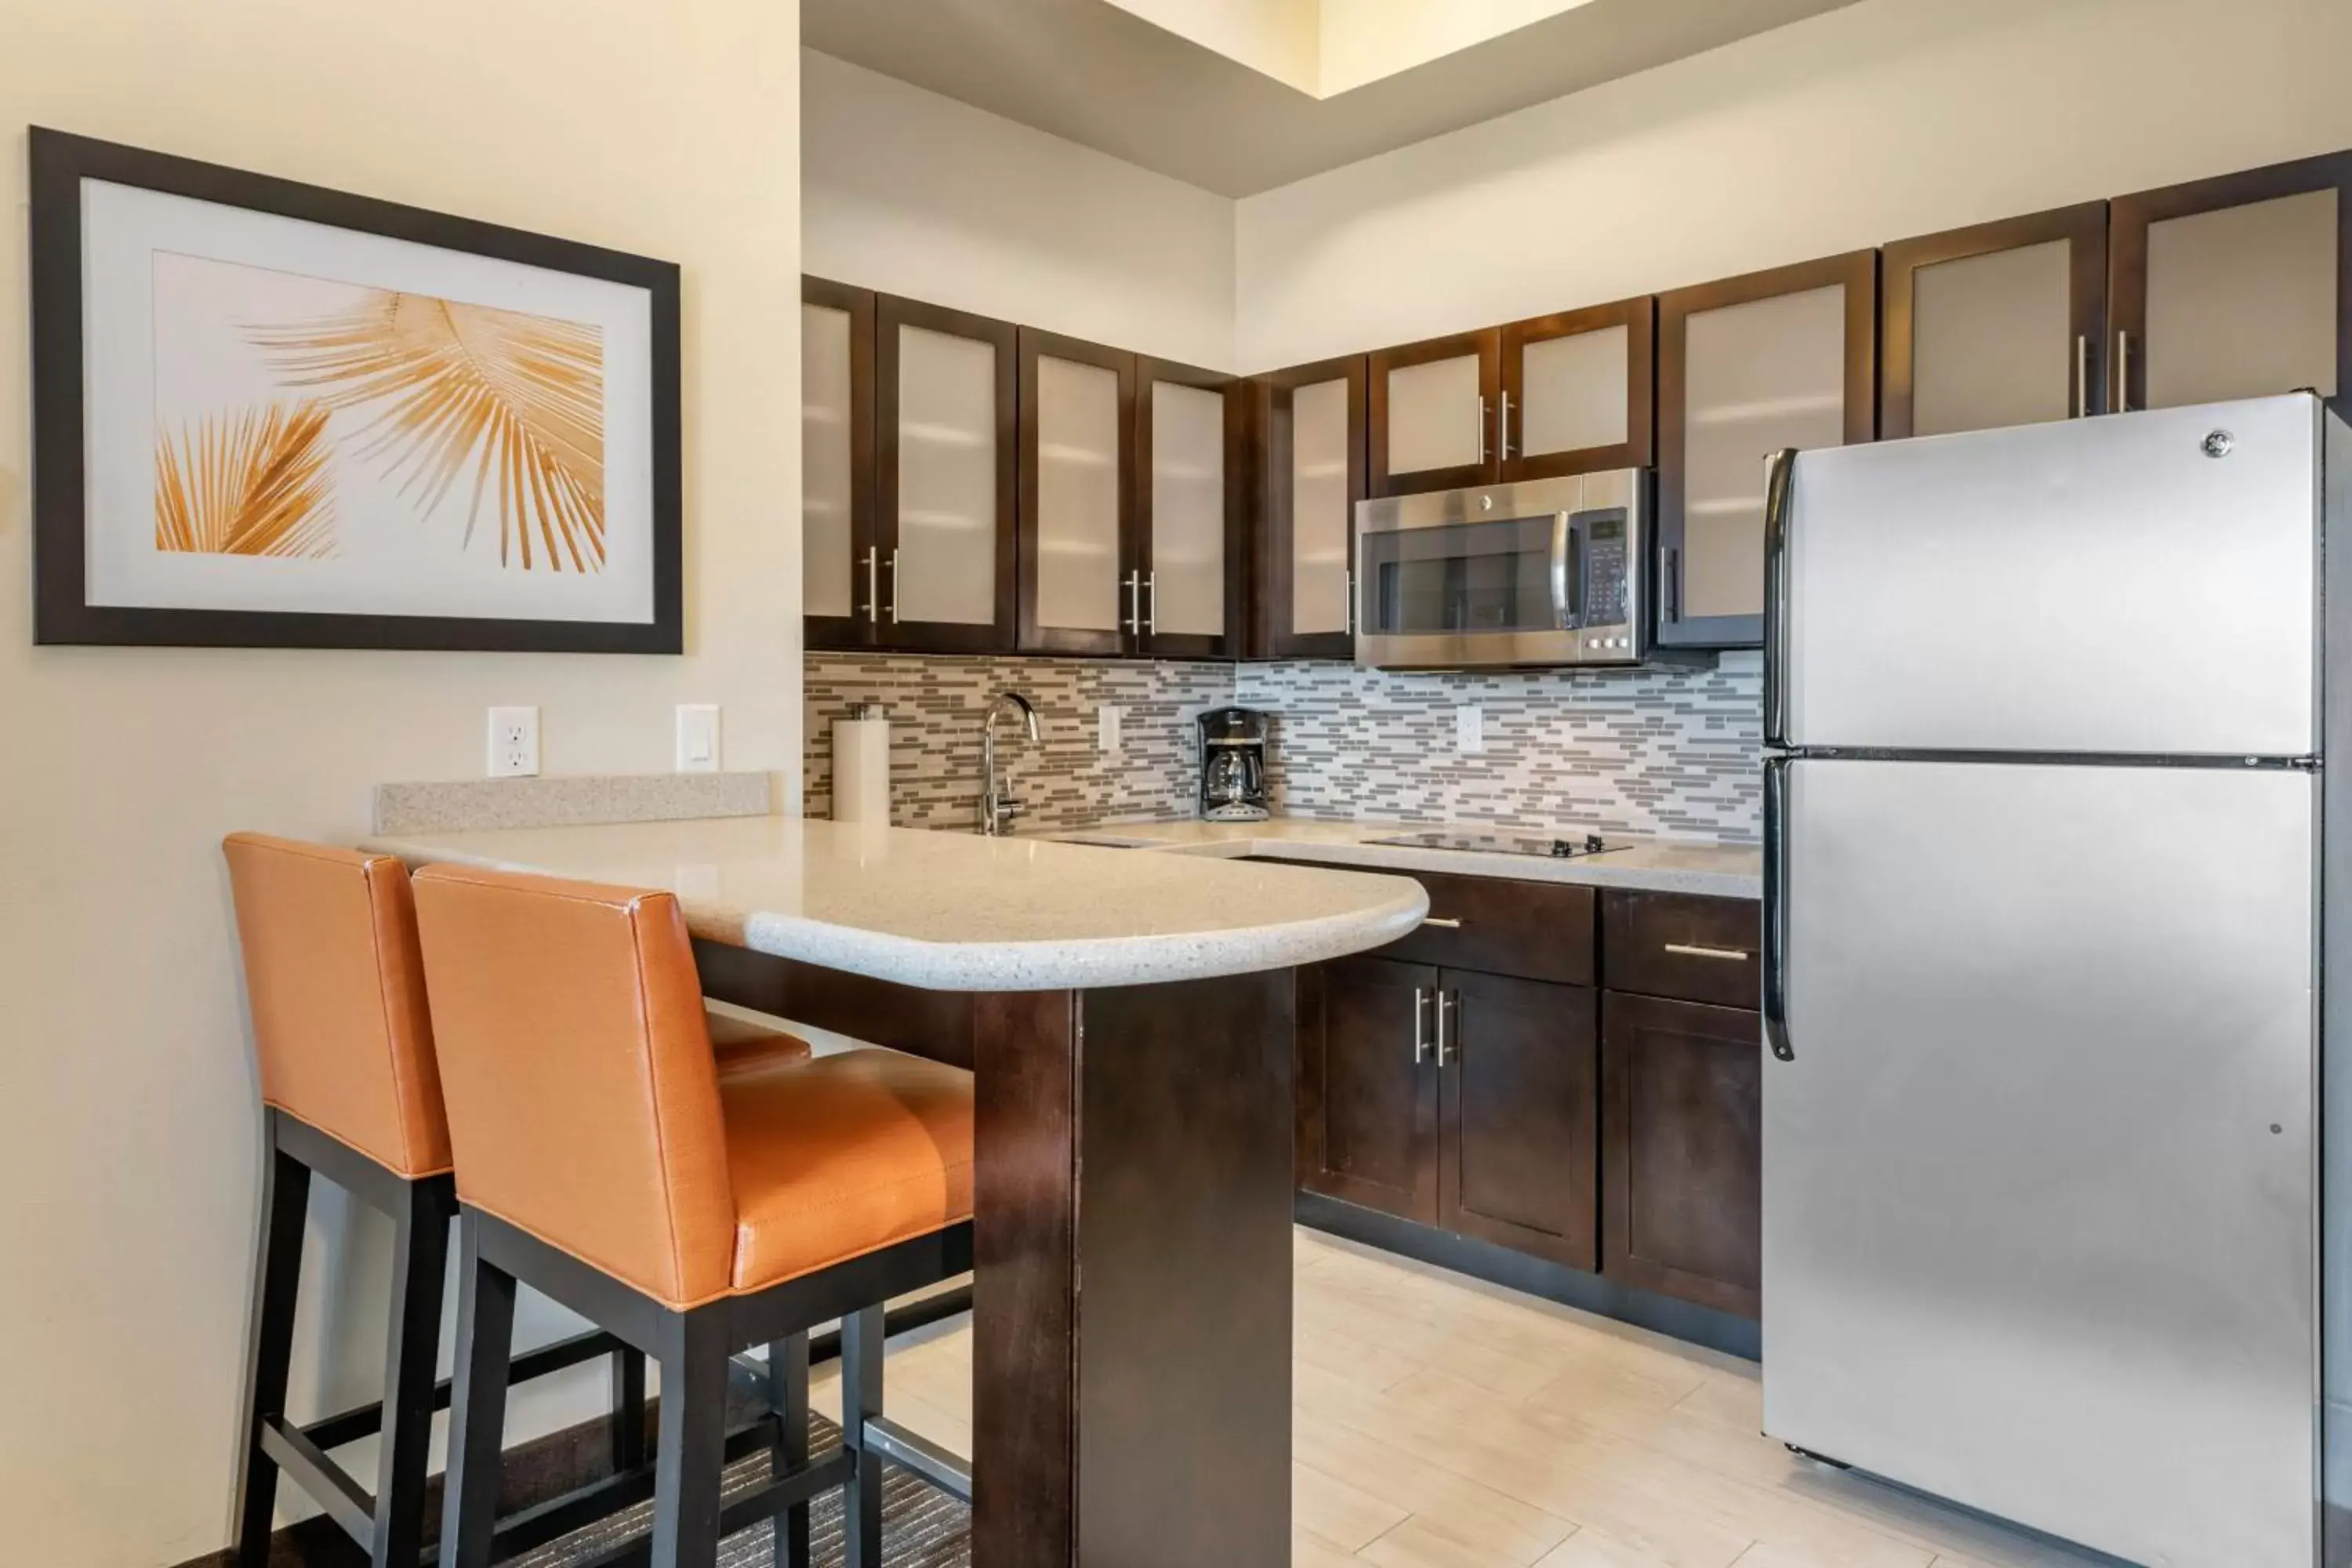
[1500,295,1657,482]
[1880,201,2108,438]
[873,293,1020,655]
[800,275,878,652]
[2109,149,2352,416]
[1367,328,1501,498]
[1133,356,1248,660]
[1016,327,1136,657]
[29,126,684,653]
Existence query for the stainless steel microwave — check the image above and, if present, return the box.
[1353,470,1661,670]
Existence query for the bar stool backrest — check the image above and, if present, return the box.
[223,834,452,1178]
[411,862,737,1309]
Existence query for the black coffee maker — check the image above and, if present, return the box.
[1196,707,1271,822]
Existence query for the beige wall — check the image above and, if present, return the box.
[803,49,1238,369]
[0,2,801,1563]
[1237,0,2352,370]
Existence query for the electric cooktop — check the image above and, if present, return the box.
[1367,830,1618,859]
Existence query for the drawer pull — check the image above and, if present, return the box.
[1422,916,1464,929]
[1664,942,1749,961]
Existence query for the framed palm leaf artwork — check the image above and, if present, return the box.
[29,128,682,651]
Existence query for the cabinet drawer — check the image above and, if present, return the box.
[1602,890,1760,1007]
[1281,862,1595,985]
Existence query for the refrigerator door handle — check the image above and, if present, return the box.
[1762,754,1794,1062]
[1761,448,1798,750]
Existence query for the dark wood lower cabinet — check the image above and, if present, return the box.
[1297,955,1439,1223]
[1600,992,1762,1318]
[1439,971,1598,1270]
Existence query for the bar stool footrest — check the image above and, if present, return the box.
[862,1415,973,1504]
[568,1447,857,1568]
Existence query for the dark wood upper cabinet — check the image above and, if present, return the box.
[801,276,877,652]
[1134,358,1249,659]
[2111,150,2352,416]
[1296,954,1439,1224]
[1657,249,1877,650]
[1600,991,1761,1319]
[874,292,1019,655]
[1017,328,1136,657]
[1254,354,1367,661]
[1500,296,1656,481]
[1438,971,1599,1270]
[1368,329,1501,496]
[1882,202,2109,440]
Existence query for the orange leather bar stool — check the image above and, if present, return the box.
[411,863,974,1568]
[221,835,810,1568]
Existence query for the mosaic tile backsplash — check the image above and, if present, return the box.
[806,652,1762,843]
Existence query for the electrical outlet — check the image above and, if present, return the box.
[1098,703,1123,755]
[676,704,720,773]
[486,706,539,778]
[1454,706,1484,755]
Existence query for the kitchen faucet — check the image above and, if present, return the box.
[978,691,1041,836]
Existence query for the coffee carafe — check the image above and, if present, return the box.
[1196,707,1270,822]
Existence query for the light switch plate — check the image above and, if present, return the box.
[487,706,539,778]
[676,704,720,773]
[1098,703,1123,755]
[1455,706,1484,755]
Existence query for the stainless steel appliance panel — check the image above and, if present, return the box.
[1763,756,2318,1568]
[1778,395,2319,756]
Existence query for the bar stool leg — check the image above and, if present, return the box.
[440,1218,517,1568]
[612,1346,649,1471]
[371,1182,452,1568]
[651,1307,730,1568]
[234,1134,311,1568]
[768,1334,812,1567]
[840,1305,887,1568]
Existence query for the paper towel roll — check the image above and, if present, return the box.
[832,708,892,824]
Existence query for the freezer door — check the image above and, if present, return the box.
[1763,758,2317,1568]
[1777,394,2319,755]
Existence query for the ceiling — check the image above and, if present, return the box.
[800,0,1865,197]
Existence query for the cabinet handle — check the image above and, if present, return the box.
[1436,991,1457,1067]
[1422,916,1464,929]
[2075,335,2089,419]
[1476,395,1489,463]
[1664,942,1749,961]
[1145,570,1157,634]
[1123,570,1141,634]
[2115,329,2131,414]
[886,549,900,624]
[1412,987,1432,1065]
[1499,390,1513,461]
[860,546,879,619]
[1345,569,1356,637]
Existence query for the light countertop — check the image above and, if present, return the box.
[361,815,1428,993]
[1032,817,1762,901]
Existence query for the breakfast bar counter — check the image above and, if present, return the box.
[364,815,1428,1568]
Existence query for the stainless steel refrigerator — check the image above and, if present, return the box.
[1759,393,2350,1568]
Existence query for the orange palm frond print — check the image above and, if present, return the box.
[154,402,338,559]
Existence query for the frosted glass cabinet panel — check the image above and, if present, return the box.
[1882,203,2107,440]
[1261,355,1367,659]
[1500,296,1655,482]
[879,295,1017,652]
[800,278,875,648]
[1136,362,1240,656]
[2112,154,2350,417]
[1018,328,1134,655]
[1659,252,1876,648]
[1370,332,1499,496]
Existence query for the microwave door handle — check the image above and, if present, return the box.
[1550,512,1579,630]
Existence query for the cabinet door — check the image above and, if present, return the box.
[1600,992,1759,1318]
[1018,328,1134,655]
[802,277,876,650]
[1256,356,1366,660]
[1437,970,1599,1269]
[1370,329,1501,496]
[2111,151,2352,414]
[1297,955,1439,1223]
[877,294,1018,652]
[1657,251,1876,650]
[1882,202,2107,439]
[1500,296,1654,481]
[1134,358,1246,659]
